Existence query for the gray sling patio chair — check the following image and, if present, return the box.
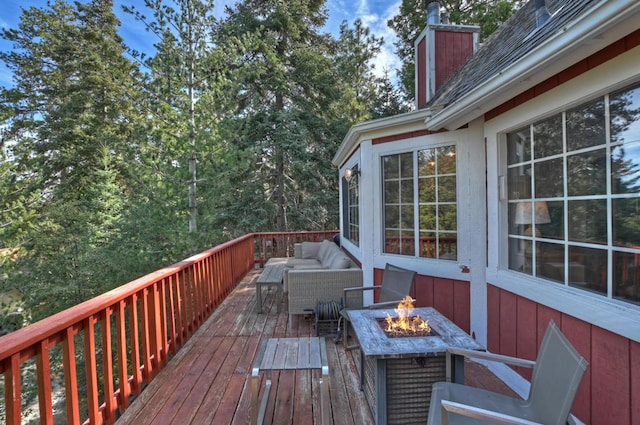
[335,263,417,347]
[427,320,588,425]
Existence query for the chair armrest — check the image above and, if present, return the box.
[445,347,535,384]
[369,298,416,309]
[343,286,378,309]
[441,400,543,425]
[447,347,536,368]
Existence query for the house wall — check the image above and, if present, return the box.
[487,285,640,425]
[484,41,640,424]
[338,27,640,425]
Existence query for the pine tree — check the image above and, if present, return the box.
[214,0,343,232]
[0,0,144,318]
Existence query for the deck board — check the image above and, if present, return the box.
[116,269,518,425]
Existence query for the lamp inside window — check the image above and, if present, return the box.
[515,201,550,236]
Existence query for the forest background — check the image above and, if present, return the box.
[0,0,519,329]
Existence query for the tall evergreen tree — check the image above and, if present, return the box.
[333,19,384,123]
[125,0,235,245]
[214,0,342,232]
[0,0,143,318]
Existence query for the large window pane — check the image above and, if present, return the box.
[534,158,563,198]
[507,165,531,200]
[345,167,360,246]
[439,176,457,202]
[567,148,607,196]
[533,115,563,159]
[536,242,565,283]
[613,251,640,304]
[610,85,640,145]
[613,197,640,247]
[419,176,436,202]
[568,199,607,244]
[568,246,607,295]
[400,153,413,178]
[420,231,437,258]
[508,238,533,274]
[507,127,531,165]
[567,99,606,151]
[539,200,563,240]
[439,205,457,231]
[611,141,640,195]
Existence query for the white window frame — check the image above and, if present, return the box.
[485,49,640,342]
[372,130,470,276]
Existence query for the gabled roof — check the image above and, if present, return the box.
[334,0,640,165]
[426,0,640,130]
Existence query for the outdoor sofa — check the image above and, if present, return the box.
[284,240,363,317]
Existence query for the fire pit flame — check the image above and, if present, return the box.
[383,295,432,336]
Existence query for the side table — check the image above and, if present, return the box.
[251,337,329,425]
[255,264,285,313]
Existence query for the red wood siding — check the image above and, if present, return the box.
[435,30,474,91]
[485,29,640,121]
[412,272,471,333]
[417,37,427,109]
[487,284,638,425]
[631,341,640,425]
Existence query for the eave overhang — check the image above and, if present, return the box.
[426,0,640,131]
[332,109,433,167]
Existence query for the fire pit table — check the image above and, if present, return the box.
[348,307,484,425]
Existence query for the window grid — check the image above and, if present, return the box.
[382,146,457,260]
[348,170,359,246]
[507,83,640,306]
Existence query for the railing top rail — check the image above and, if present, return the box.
[0,233,254,360]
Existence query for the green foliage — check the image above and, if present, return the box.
[0,0,399,320]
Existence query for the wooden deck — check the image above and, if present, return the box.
[116,269,518,425]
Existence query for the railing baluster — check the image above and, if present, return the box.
[102,306,116,423]
[129,293,142,397]
[62,327,81,424]
[0,232,335,424]
[115,300,130,410]
[140,288,151,384]
[84,316,100,425]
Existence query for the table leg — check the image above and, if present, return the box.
[251,364,259,425]
[256,284,262,314]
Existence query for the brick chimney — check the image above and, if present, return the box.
[415,2,480,109]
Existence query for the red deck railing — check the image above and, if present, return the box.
[0,231,336,425]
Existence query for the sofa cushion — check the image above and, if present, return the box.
[286,258,322,267]
[329,255,351,269]
[300,242,320,259]
[317,240,333,263]
[321,247,340,268]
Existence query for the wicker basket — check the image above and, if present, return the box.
[314,300,342,337]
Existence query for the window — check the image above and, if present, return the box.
[507,83,640,305]
[342,165,359,246]
[383,145,457,259]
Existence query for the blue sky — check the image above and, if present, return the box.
[0,0,402,88]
